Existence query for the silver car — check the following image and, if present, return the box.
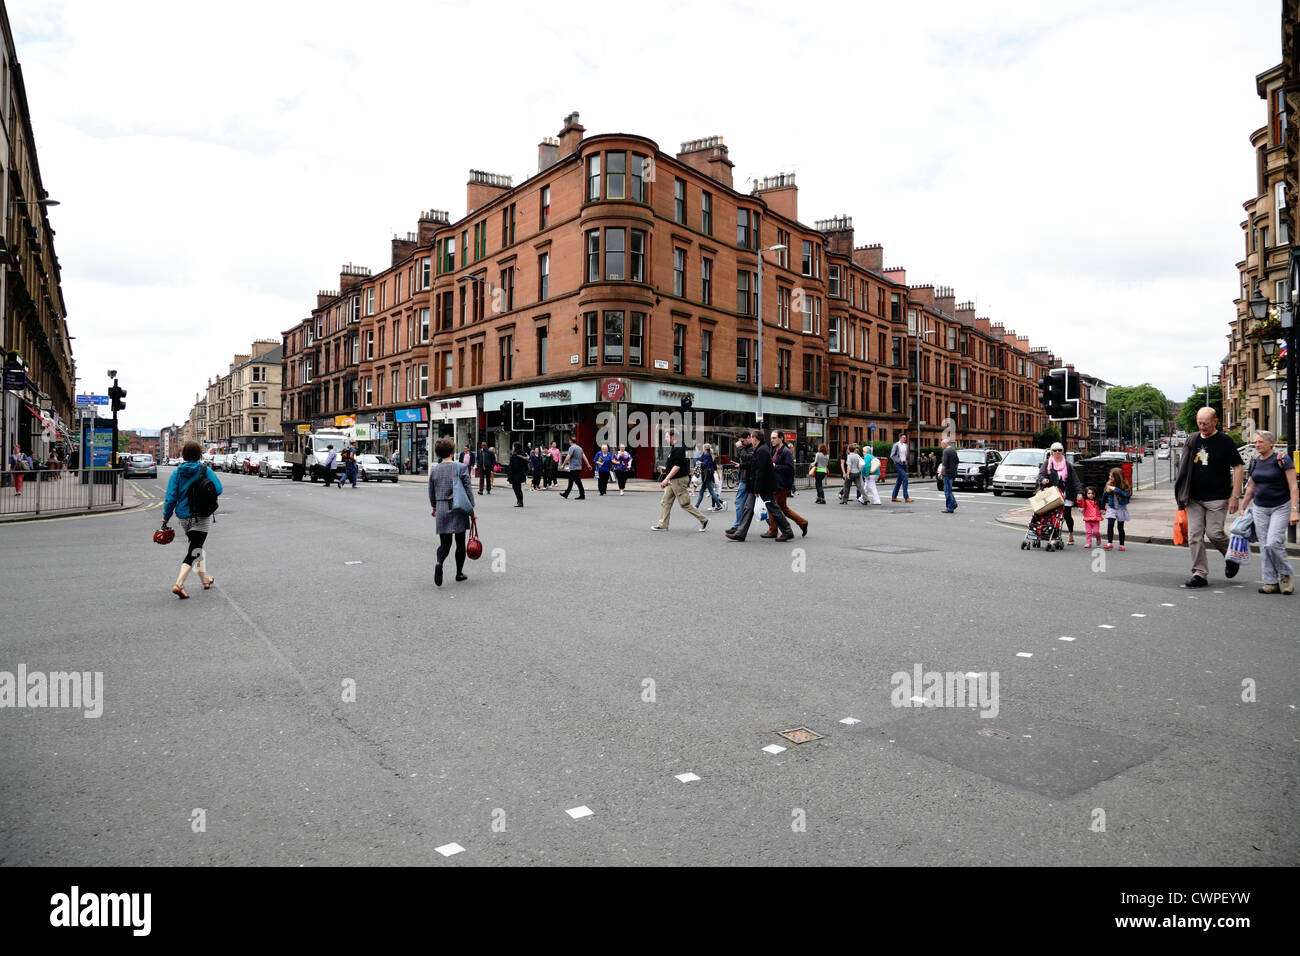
[258,452,293,478]
[124,454,158,478]
[357,454,398,482]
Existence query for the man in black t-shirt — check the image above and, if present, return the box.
[1174,407,1244,587]
[650,427,710,531]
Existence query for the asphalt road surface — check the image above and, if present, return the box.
[1,466,1295,866]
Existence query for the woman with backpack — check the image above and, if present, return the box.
[161,441,223,599]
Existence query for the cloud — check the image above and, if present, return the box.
[9,0,1282,427]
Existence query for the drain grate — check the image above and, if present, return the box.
[777,727,823,744]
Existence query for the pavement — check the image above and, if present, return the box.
[1,464,1296,867]
[995,458,1300,556]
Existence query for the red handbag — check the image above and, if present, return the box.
[466,516,483,560]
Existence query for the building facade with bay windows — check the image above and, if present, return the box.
[281,112,1088,477]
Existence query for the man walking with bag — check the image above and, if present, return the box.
[726,429,792,542]
[1174,406,1244,588]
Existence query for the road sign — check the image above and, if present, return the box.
[76,393,109,406]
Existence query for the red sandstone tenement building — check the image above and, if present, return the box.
[282,112,1091,476]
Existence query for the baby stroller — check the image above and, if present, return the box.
[1022,503,1065,551]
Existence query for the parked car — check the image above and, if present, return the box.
[124,454,158,478]
[935,448,1002,492]
[242,452,266,474]
[258,451,293,478]
[167,457,183,466]
[357,454,399,482]
[990,447,1048,496]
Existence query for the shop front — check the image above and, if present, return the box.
[483,378,824,479]
[429,398,478,472]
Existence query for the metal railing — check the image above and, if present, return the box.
[0,468,126,518]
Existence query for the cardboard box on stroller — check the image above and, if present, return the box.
[1029,486,1064,515]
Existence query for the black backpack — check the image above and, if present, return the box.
[187,465,220,518]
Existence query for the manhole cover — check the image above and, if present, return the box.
[777,727,823,744]
[855,544,933,554]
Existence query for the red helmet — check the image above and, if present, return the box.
[153,526,175,545]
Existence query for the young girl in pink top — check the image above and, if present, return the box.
[1080,485,1104,548]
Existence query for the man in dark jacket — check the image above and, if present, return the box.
[727,429,793,541]
[768,432,808,537]
[727,433,755,535]
[1174,406,1244,587]
[477,442,497,494]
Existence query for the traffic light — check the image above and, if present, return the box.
[512,401,532,430]
[1038,374,1053,412]
[109,382,127,413]
[499,401,512,429]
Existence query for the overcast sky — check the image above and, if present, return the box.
[10,0,1284,429]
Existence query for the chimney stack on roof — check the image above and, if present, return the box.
[751,171,795,219]
[677,135,733,188]
[558,112,585,158]
[339,263,370,294]
[852,244,884,273]
[815,216,854,256]
[538,136,560,172]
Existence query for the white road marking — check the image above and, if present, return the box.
[566,806,594,819]
[1016,652,1033,658]
[1131,613,1146,618]
[762,744,786,755]
[1161,603,1175,607]
[839,717,861,725]
[435,842,465,857]
[1059,636,1076,642]
[345,561,363,565]
[909,696,926,703]
[675,772,700,783]
[1099,625,1115,629]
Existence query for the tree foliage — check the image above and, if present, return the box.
[1032,424,1062,448]
[1106,383,1170,442]
[1176,385,1223,432]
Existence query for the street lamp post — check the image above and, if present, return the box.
[755,243,787,425]
[1193,364,1211,418]
[913,324,935,456]
[458,274,490,460]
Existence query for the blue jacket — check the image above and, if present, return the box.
[164,461,222,522]
[1101,486,1130,510]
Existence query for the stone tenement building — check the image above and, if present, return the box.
[283,113,1092,476]
[200,340,284,452]
[2,5,75,462]
[1223,59,1293,438]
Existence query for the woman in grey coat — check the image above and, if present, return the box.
[428,436,476,586]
